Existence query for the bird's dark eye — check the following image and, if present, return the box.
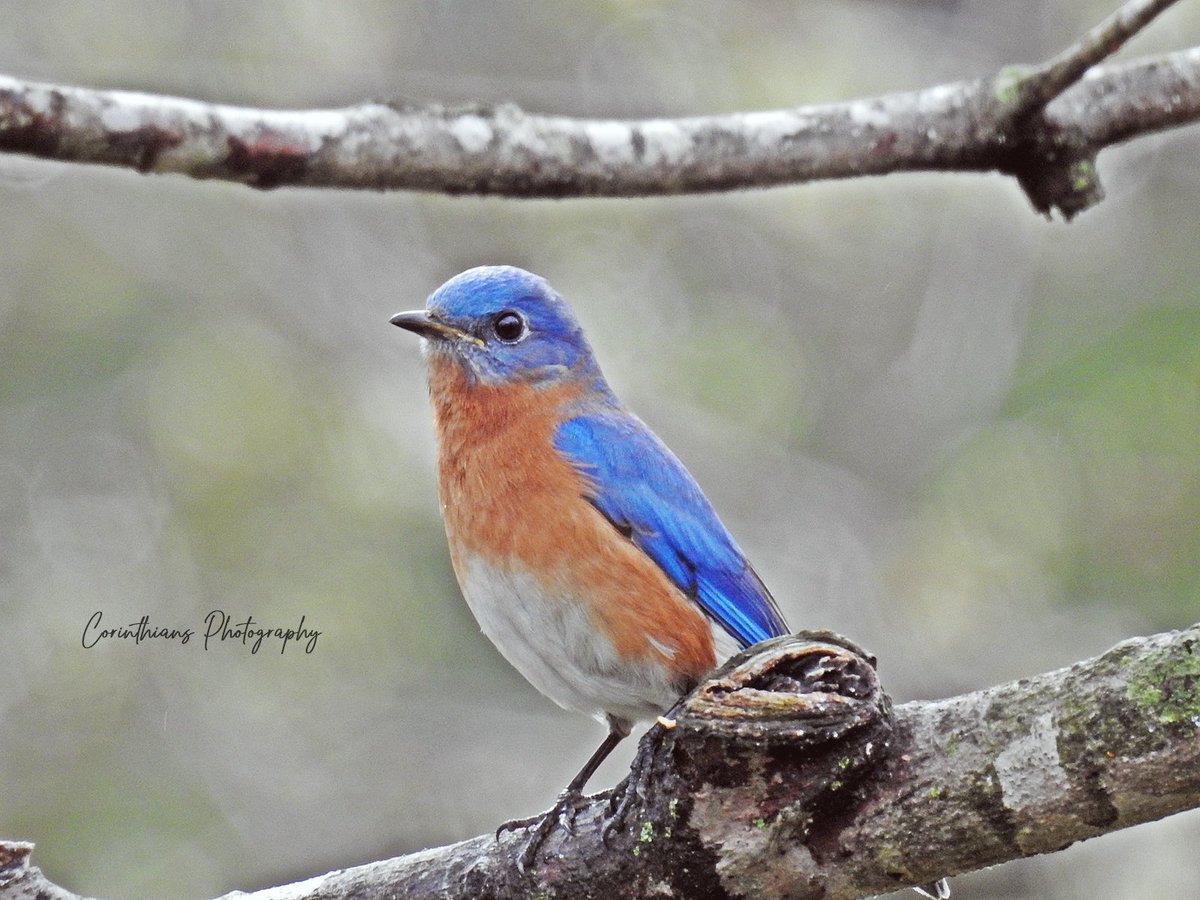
[492,310,526,343]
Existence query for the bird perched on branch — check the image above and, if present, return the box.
[391,264,784,843]
[391,266,948,897]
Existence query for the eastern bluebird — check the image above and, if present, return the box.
[391,264,787,848]
[391,266,950,895]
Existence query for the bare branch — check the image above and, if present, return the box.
[5,626,1198,900]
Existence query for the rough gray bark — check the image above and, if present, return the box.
[4,626,1198,900]
[0,0,1195,218]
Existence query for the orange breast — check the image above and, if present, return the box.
[427,354,716,685]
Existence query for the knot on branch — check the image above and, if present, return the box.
[987,68,1107,220]
[681,631,891,750]
[1005,136,1103,220]
[585,633,896,898]
[666,632,892,805]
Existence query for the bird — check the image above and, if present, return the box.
[391,263,785,817]
[390,265,948,897]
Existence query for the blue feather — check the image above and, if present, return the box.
[554,410,788,648]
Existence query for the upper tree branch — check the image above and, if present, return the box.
[0,44,1198,218]
[4,626,1199,900]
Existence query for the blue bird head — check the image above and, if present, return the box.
[391,266,605,387]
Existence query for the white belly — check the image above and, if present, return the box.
[454,553,684,725]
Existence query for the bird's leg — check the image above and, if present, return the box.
[496,721,627,835]
[498,716,631,871]
[568,717,632,795]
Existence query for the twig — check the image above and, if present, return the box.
[999,0,1183,126]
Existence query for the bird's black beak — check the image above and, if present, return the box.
[390,310,483,346]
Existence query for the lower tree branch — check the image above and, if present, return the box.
[5,625,1198,900]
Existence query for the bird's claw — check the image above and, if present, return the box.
[601,722,660,845]
[913,878,951,899]
[495,812,541,840]
[601,769,643,846]
[501,788,590,872]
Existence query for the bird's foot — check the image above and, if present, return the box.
[601,725,659,846]
[498,788,590,872]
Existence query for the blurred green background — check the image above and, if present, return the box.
[1,1,1198,898]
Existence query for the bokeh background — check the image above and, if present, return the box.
[1,1,1198,897]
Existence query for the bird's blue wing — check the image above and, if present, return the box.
[554,410,788,648]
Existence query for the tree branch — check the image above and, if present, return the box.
[0,2,1196,218]
[4,625,1198,900]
